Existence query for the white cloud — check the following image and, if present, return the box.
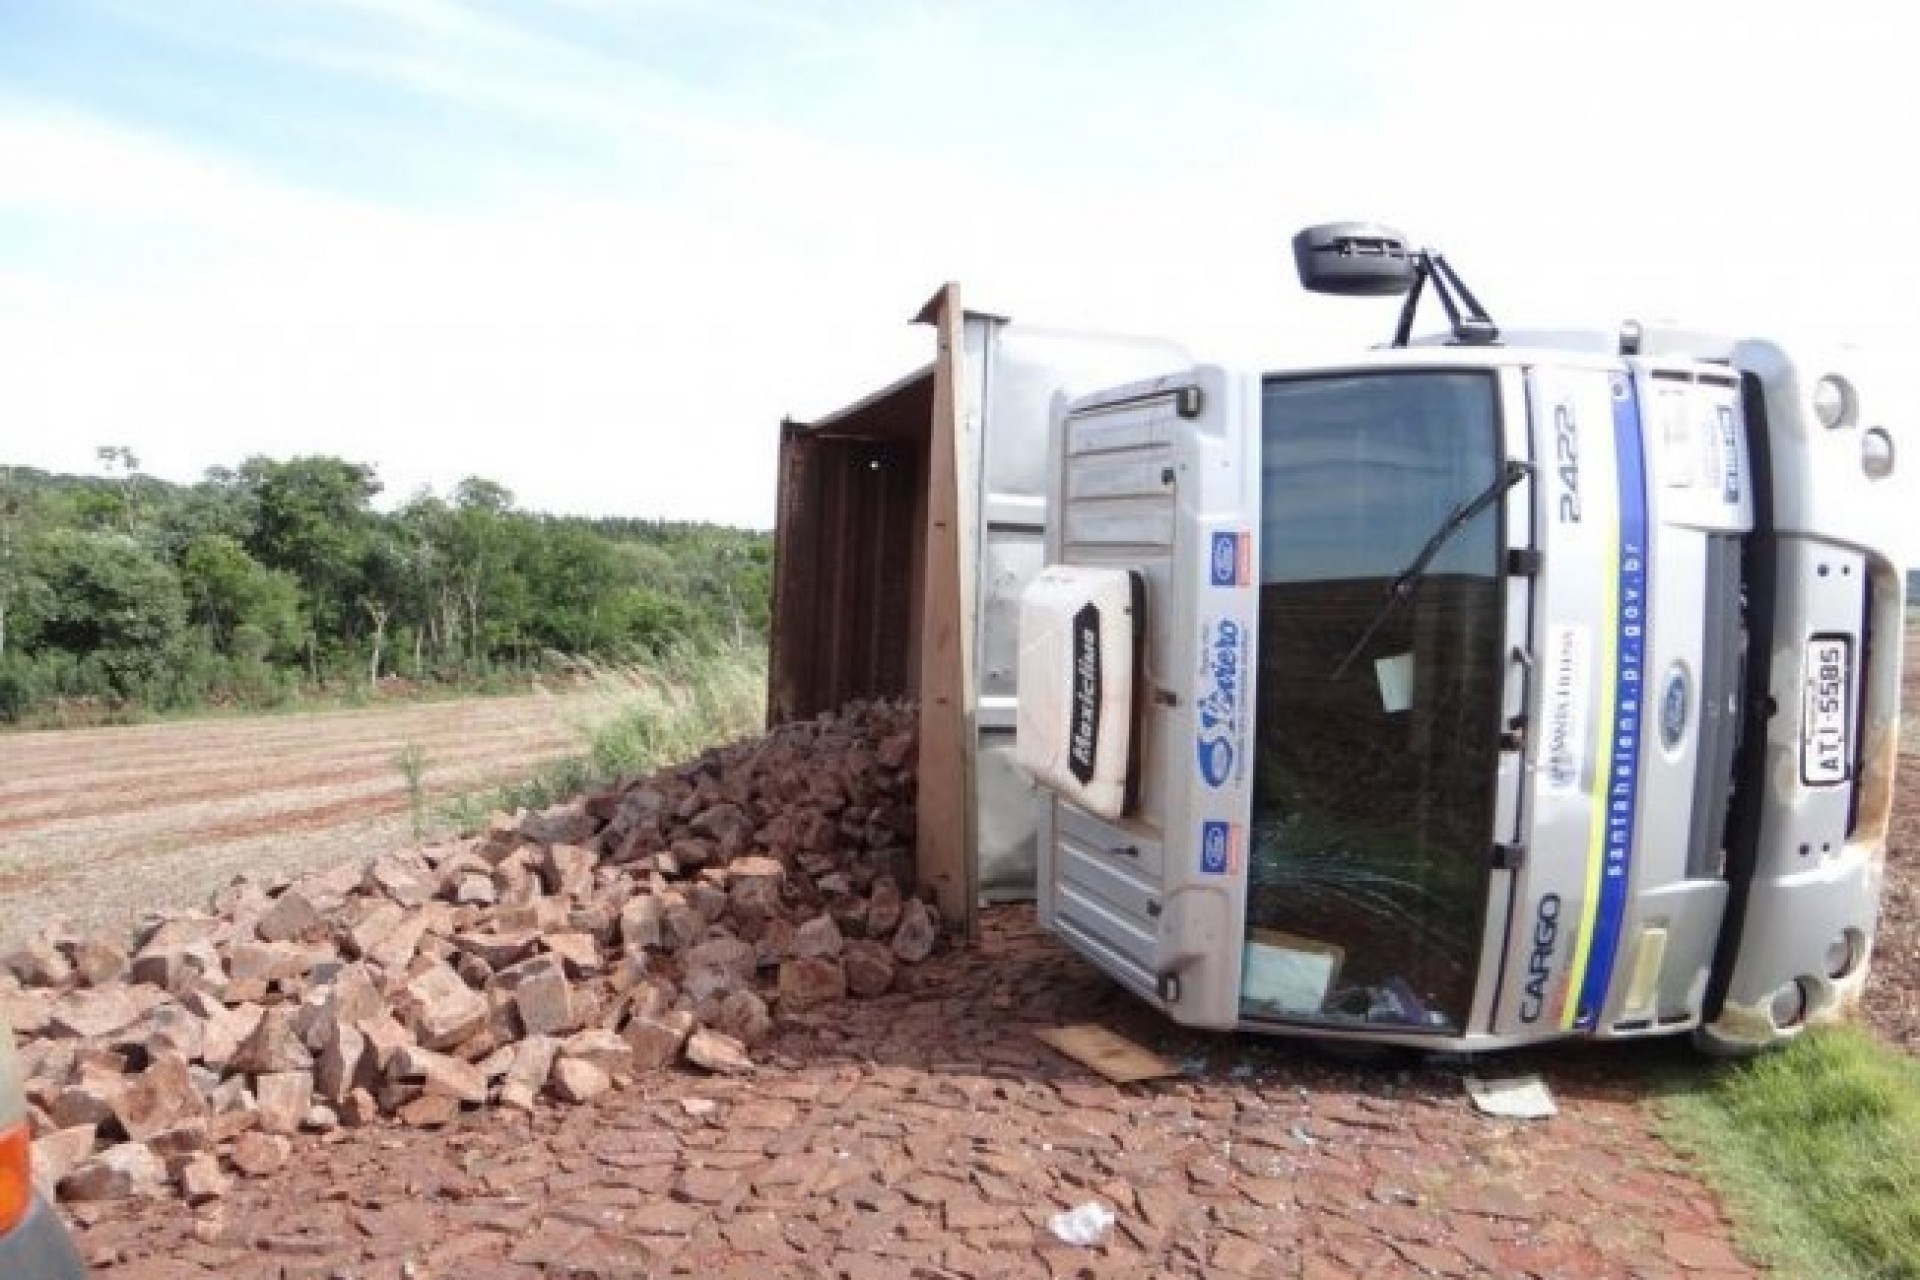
[0,106,950,525]
[0,109,388,235]
[1,0,1916,548]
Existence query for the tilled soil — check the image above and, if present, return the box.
[0,690,642,950]
[67,908,1755,1280]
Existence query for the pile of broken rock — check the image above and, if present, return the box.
[1,700,935,1205]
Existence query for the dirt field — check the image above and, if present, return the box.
[0,688,650,951]
[1860,643,1920,1050]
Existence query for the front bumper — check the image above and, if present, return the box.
[0,1193,89,1280]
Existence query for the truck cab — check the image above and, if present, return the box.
[1015,228,1907,1052]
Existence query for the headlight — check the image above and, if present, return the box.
[1825,929,1864,980]
[1813,375,1855,429]
[1769,979,1811,1029]
[1862,428,1895,480]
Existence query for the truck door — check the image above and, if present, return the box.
[1242,368,1513,1037]
[1027,366,1262,1030]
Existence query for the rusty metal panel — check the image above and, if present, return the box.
[767,421,818,726]
[767,381,931,727]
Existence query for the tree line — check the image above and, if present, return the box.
[0,451,771,722]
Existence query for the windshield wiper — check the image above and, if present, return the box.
[1329,459,1531,682]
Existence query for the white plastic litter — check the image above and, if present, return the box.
[1048,1201,1117,1246]
[1465,1073,1558,1119]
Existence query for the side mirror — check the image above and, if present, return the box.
[1292,222,1416,297]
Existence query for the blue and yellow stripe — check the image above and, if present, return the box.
[1562,373,1650,1030]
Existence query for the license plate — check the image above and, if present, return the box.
[1800,636,1852,786]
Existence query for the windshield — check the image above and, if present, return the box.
[1243,370,1504,1033]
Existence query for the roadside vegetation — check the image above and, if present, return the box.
[0,453,769,725]
[1658,1025,1920,1280]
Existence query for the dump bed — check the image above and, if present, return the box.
[767,285,1184,929]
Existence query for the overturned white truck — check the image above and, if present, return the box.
[767,225,1907,1052]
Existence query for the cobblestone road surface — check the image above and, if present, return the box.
[68,909,1755,1280]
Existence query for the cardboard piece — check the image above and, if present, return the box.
[1034,1024,1182,1084]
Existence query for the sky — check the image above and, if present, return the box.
[2,0,1917,531]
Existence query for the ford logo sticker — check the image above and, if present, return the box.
[1660,663,1689,749]
[1196,737,1234,787]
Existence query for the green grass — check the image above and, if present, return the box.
[1656,1025,1920,1280]
[396,742,430,839]
[440,641,767,831]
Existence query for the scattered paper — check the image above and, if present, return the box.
[1465,1073,1558,1119]
[1375,652,1415,713]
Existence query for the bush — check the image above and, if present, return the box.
[0,457,771,724]
[27,529,188,702]
[0,654,46,722]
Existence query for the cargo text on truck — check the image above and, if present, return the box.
[764,222,1907,1055]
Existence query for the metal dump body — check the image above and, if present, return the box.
[767,285,1185,928]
